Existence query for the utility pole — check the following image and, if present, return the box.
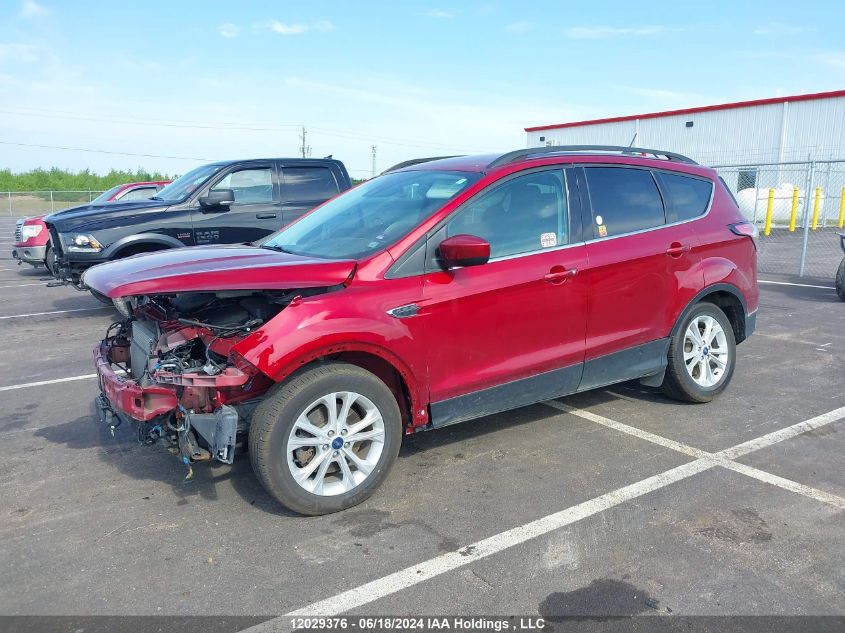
[299,126,310,159]
[371,145,377,177]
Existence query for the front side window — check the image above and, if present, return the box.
[212,168,273,204]
[656,172,713,221]
[117,186,157,201]
[584,167,665,238]
[283,166,339,202]
[446,170,568,259]
[90,185,123,204]
[262,170,479,259]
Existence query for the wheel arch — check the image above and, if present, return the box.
[671,283,749,344]
[106,234,183,260]
[271,345,422,431]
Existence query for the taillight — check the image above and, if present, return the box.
[729,222,759,250]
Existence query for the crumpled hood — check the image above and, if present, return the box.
[82,245,357,298]
[44,199,169,232]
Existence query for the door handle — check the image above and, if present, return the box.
[256,213,277,219]
[666,242,691,257]
[544,267,578,284]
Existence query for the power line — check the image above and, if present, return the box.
[0,140,212,161]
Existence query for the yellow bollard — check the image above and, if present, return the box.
[763,188,774,236]
[789,187,799,232]
[811,187,821,230]
[839,186,845,229]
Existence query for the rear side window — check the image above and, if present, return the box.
[282,166,339,203]
[584,167,665,238]
[656,172,713,221]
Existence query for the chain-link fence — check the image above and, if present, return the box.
[713,160,845,279]
[2,191,106,217]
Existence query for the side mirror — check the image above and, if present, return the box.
[439,234,491,268]
[199,188,235,209]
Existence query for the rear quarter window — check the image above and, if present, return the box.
[584,167,666,238]
[282,166,339,203]
[656,172,713,222]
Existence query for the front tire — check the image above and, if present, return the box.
[836,257,845,301]
[249,362,402,515]
[661,303,736,403]
[44,244,57,277]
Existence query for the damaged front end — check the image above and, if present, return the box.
[94,290,312,466]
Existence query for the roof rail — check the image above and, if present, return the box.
[487,145,698,169]
[381,156,462,174]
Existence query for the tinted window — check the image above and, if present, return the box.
[283,166,339,202]
[584,167,665,238]
[657,172,713,221]
[447,170,567,259]
[212,168,273,203]
[118,187,157,201]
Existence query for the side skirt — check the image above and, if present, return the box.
[426,338,670,431]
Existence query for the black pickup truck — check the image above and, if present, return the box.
[45,157,352,289]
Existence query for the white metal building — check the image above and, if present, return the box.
[524,89,845,167]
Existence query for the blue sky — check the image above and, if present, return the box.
[1,0,844,177]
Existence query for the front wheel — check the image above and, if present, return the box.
[248,362,402,515]
[836,257,845,301]
[661,303,736,403]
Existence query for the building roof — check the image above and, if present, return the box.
[524,89,845,133]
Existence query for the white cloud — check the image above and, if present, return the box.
[506,21,533,33]
[0,43,39,63]
[19,0,48,18]
[218,23,241,39]
[818,52,845,68]
[753,22,810,36]
[314,20,336,32]
[564,25,665,39]
[269,20,309,35]
[425,9,455,19]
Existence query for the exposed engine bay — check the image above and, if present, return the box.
[96,288,328,468]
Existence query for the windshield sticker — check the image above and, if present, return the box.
[540,232,557,248]
[598,225,608,237]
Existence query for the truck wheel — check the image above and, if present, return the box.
[661,303,736,403]
[836,257,845,301]
[249,362,402,515]
[45,244,57,277]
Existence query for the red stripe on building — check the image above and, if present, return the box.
[524,89,845,132]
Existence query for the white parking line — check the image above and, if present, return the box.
[0,374,97,392]
[758,279,835,290]
[545,400,845,509]
[0,282,48,289]
[0,307,110,320]
[245,403,845,624]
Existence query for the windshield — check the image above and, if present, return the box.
[90,185,123,204]
[153,164,225,201]
[262,170,480,259]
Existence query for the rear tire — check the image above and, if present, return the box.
[836,257,845,301]
[249,362,402,516]
[661,303,736,403]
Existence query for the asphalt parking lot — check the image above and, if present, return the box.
[0,216,843,628]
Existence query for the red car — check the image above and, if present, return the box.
[12,181,169,273]
[85,146,758,515]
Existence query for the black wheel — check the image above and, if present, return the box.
[248,362,402,515]
[44,244,57,277]
[89,289,114,306]
[661,303,736,403]
[836,257,845,301]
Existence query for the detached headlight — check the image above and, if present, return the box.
[67,234,104,252]
[21,224,43,239]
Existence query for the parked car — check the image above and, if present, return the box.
[12,181,170,273]
[44,158,351,295]
[85,145,758,515]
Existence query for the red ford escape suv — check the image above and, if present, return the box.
[85,146,758,515]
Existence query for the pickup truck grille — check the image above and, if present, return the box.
[14,219,23,243]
